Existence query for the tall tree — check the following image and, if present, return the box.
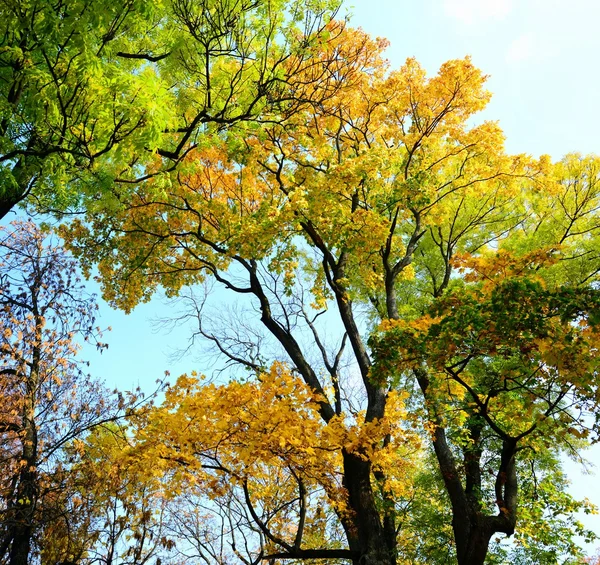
[62,25,600,565]
[0,220,130,565]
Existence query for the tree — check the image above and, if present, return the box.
[0,220,129,565]
[39,423,174,565]
[371,250,600,563]
[62,24,600,565]
[0,0,341,219]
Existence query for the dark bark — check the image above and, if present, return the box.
[416,369,520,565]
[7,477,35,565]
[342,451,395,565]
[0,158,36,220]
[8,387,38,565]
[0,189,24,220]
[6,291,42,565]
[456,519,494,565]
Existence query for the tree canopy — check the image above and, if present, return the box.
[59,21,600,565]
[1,1,599,564]
[0,0,339,217]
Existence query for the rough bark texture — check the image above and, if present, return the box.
[8,366,39,565]
[343,451,395,565]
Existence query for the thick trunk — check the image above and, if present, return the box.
[343,451,395,565]
[0,157,37,220]
[0,177,27,220]
[9,348,40,565]
[0,193,21,220]
[7,521,33,565]
[455,519,493,565]
[8,427,37,565]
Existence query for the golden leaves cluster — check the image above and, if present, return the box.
[129,363,419,514]
[62,22,531,310]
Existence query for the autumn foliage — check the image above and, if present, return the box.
[1,4,599,565]
[0,222,138,565]
[58,20,600,565]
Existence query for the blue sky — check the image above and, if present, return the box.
[74,0,600,553]
[349,0,600,159]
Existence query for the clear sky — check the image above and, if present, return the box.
[348,0,600,159]
[73,0,600,554]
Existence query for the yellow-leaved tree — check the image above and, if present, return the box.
[62,23,600,565]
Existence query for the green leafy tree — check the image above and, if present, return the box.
[0,0,341,218]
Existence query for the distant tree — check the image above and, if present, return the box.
[0,220,126,565]
[585,549,600,564]
[39,423,171,565]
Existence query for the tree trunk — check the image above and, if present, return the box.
[0,159,35,221]
[455,517,493,565]
[343,451,395,565]
[9,349,40,565]
[0,180,26,220]
[7,520,33,565]
[8,423,37,565]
